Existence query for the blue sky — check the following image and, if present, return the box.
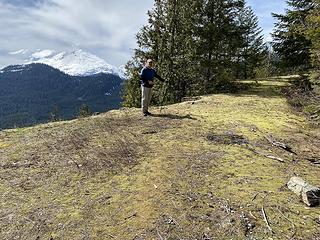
[0,0,287,68]
[248,0,287,41]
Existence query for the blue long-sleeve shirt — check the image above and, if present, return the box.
[140,67,164,88]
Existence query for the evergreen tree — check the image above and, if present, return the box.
[78,104,92,118]
[49,106,60,122]
[306,0,320,78]
[272,0,315,73]
[192,0,246,93]
[236,6,267,79]
[122,0,196,106]
[122,0,268,106]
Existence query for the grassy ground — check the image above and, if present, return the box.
[0,78,319,240]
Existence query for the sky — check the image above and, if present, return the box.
[0,0,287,68]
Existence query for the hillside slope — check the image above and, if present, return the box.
[0,64,123,129]
[0,79,319,239]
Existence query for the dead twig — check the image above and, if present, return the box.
[263,154,285,163]
[70,158,81,169]
[156,228,164,240]
[262,206,274,234]
[124,212,137,221]
[252,192,259,201]
[107,233,116,239]
[249,211,257,220]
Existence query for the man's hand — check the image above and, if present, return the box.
[149,81,154,85]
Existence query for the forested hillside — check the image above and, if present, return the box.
[0,64,123,129]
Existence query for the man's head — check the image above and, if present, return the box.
[146,59,154,68]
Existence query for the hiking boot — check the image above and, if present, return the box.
[143,111,152,117]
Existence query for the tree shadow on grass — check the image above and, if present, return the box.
[152,113,197,120]
[227,84,288,98]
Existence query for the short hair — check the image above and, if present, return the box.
[147,59,154,63]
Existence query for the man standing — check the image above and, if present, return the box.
[140,59,165,116]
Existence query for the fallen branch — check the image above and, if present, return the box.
[247,145,285,163]
[305,157,320,165]
[265,135,296,155]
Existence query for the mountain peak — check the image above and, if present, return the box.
[10,48,125,78]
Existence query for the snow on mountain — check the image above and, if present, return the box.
[9,49,29,55]
[30,50,56,59]
[118,65,128,79]
[6,48,125,78]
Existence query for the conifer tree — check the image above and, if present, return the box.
[122,0,196,106]
[272,0,315,73]
[306,0,320,78]
[49,106,60,122]
[122,0,269,106]
[78,104,92,118]
[192,0,246,93]
[236,6,267,79]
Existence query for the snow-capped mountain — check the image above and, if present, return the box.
[9,48,126,78]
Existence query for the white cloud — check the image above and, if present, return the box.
[0,0,153,68]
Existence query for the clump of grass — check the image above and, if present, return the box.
[281,76,320,125]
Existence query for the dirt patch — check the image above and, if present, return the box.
[207,132,249,145]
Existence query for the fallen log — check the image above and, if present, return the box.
[287,177,320,207]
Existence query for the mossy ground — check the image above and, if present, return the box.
[0,78,319,240]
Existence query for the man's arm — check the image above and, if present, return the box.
[155,72,165,82]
